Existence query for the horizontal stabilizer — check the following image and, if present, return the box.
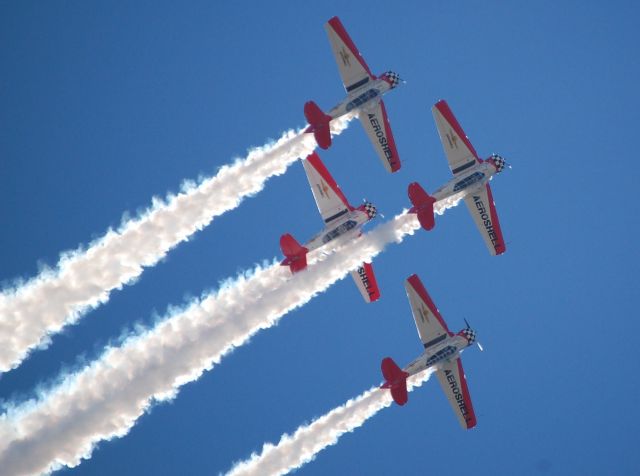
[280,233,309,273]
[408,182,436,230]
[304,101,332,149]
[381,357,409,406]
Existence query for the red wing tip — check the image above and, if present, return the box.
[327,16,341,27]
[434,99,448,110]
[406,274,421,288]
[305,151,320,162]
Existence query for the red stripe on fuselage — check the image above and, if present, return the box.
[327,16,374,79]
[406,274,450,334]
[434,100,480,161]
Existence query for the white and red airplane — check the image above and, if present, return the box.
[304,16,402,173]
[280,152,381,303]
[408,99,508,255]
[381,274,479,429]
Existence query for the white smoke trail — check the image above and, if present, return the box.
[0,117,352,373]
[0,198,461,475]
[226,371,433,476]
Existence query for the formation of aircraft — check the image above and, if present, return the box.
[380,274,479,429]
[279,151,380,303]
[279,16,510,430]
[304,16,403,173]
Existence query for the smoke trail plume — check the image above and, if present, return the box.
[0,117,352,373]
[0,197,461,475]
[226,371,433,476]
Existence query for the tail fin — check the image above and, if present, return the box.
[380,357,410,406]
[408,182,436,231]
[280,233,309,273]
[304,101,332,150]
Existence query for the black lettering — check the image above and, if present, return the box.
[357,266,375,297]
[368,114,393,163]
[473,196,499,248]
[444,369,468,417]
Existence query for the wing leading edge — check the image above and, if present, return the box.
[435,358,477,429]
[405,274,451,349]
[432,100,479,176]
[324,16,374,93]
[302,152,352,225]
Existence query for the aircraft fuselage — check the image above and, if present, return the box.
[304,209,370,253]
[403,334,470,377]
[432,161,497,203]
[327,78,393,120]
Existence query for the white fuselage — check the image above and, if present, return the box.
[327,78,393,120]
[432,161,497,203]
[304,209,370,253]
[403,334,470,377]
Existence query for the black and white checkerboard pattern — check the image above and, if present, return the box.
[492,154,506,172]
[461,328,476,344]
[382,71,401,88]
[364,202,377,219]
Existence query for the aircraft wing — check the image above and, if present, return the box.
[302,152,353,225]
[350,262,380,303]
[324,16,375,93]
[435,358,477,429]
[358,100,401,173]
[404,274,451,349]
[463,183,506,255]
[432,100,480,176]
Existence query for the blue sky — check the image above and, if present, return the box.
[1,1,639,475]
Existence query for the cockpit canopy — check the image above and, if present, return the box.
[488,154,507,173]
[379,71,402,88]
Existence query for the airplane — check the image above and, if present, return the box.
[408,99,508,255]
[304,16,403,173]
[381,274,479,429]
[279,151,381,303]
